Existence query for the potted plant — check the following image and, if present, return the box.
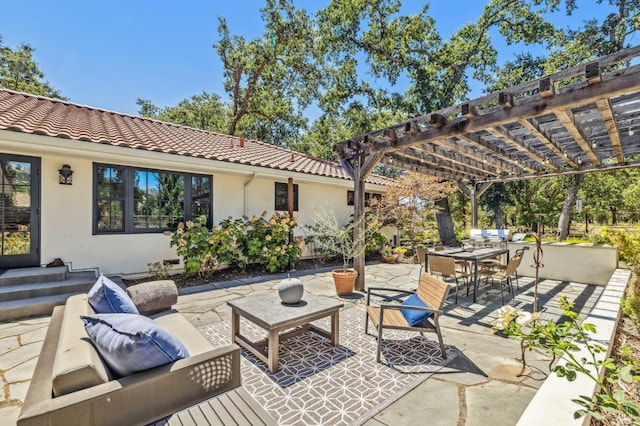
[304,207,368,296]
[393,246,408,262]
[381,246,399,263]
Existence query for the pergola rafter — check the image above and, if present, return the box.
[334,46,640,290]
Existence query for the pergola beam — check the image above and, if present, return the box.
[595,98,625,163]
[554,108,602,166]
[518,117,579,168]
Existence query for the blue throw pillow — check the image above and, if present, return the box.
[82,313,189,376]
[400,293,432,326]
[88,275,139,314]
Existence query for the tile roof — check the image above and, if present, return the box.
[0,89,395,187]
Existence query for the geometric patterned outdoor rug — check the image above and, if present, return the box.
[201,307,458,425]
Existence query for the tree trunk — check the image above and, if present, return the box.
[435,197,458,246]
[557,175,583,241]
[494,204,505,228]
[611,207,617,225]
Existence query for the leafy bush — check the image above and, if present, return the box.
[169,216,217,279]
[354,212,388,258]
[2,231,30,255]
[238,211,303,273]
[595,227,640,272]
[621,295,640,330]
[167,212,303,279]
[147,261,174,279]
[215,216,245,269]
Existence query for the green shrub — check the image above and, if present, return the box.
[238,211,303,273]
[621,295,640,329]
[596,227,640,272]
[147,261,173,279]
[362,214,388,258]
[2,231,30,255]
[169,215,243,280]
[169,216,216,279]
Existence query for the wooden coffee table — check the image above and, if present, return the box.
[227,293,343,373]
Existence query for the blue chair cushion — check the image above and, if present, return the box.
[400,293,432,326]
[82,313,189,376]
[88,274,139,314]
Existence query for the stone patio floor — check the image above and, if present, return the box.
[0,262,605,425]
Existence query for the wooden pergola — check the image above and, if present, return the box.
[334,46,640,291]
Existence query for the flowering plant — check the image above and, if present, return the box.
[493,305,540,332]
[494,297,640,422]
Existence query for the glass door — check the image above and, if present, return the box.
[0,154,40,268]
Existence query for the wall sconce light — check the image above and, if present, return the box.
[58,164,73,185]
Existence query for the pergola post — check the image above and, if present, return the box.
[353,170,366,291]
[340,150,383,292]
[456,181,493,229]
[470,187,478,229]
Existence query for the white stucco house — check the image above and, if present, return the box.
[0,89,394,276]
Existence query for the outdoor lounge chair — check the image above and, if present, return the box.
[365,273,448,362]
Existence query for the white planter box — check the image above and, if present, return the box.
[508,241,618,286]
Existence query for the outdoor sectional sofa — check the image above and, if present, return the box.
[17,280,275,426]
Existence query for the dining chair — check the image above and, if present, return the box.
[427,255,468,304]
[416,247,428,277]
[478,255,520,304]
[365,272,449,362]
[432,245,470,275]
[486,248,525,289]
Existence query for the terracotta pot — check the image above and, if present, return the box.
[382,255,399,263]
[332,269,357,296]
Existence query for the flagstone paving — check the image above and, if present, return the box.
[0,263,605,425]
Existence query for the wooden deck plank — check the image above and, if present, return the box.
[155,387,276,425]
[205,395,236,425]
[182,404,209,426]
[228,387,271,425]
[195,399,222,425]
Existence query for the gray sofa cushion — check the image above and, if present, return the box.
[82,313,189,376]
[52,294,112,397]
[126,280,178,315]
[88,274,139,314]
[152,310,214,356]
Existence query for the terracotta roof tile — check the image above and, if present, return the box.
[0,89,393,186]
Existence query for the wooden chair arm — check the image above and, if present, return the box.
[379,303,443,316]
[366,287,415,306]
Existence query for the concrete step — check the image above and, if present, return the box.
[0,269,124,321]
[0,293,72,322]
[0,278,96,302]
[0,267,67,286]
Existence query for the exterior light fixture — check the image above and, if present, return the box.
[58,164,73,185]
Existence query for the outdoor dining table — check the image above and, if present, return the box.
[425,247,509,303]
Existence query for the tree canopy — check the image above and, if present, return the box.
[0,36,65,99]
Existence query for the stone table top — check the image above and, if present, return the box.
[227,292,343,330]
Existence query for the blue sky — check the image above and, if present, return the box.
[1,1,612,117]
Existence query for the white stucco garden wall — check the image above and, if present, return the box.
[508,241,618,286]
